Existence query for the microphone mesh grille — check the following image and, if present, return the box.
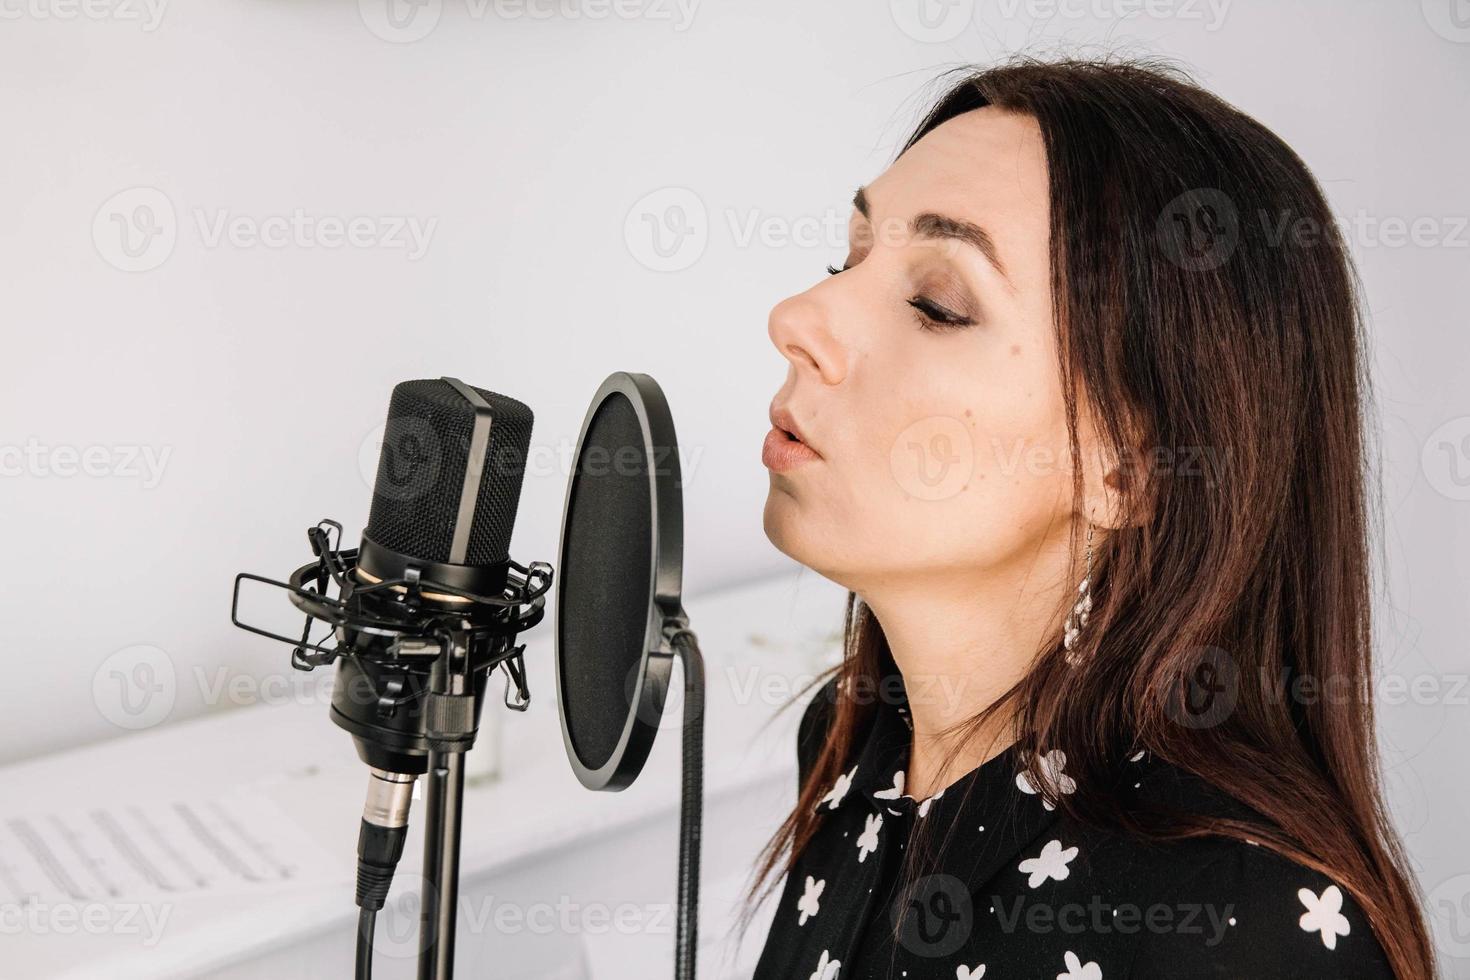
[364,379,534,566]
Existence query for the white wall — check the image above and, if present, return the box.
[2,0,1467,970]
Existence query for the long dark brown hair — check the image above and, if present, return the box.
[745,56,1433,978]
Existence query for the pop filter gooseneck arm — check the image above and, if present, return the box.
[667,626,704,980]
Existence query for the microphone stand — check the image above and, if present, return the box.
[415,618,534,980]
[418,632,470,980]
[415,627,702,980]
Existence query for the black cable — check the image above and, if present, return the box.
[671,628,705,980]
[355,908,376,980]
[355,818,409,980]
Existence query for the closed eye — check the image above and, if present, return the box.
[824,263,975,332]
[907,296,973,331]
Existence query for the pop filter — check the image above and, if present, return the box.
[554,371,704,980]
[555,371,687,790]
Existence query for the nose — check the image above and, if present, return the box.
[767,292,847,386]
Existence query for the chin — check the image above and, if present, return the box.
[762,488,797,555]
[763,492,864,591]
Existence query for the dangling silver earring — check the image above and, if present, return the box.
[1063,521,1095,666]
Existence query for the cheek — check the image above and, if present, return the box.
[870,351,1066,496]
[846,353,1073,561]
[762,330,1074,581]
[971,387,1074,502]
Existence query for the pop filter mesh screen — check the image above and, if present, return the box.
[364,379,534,565]
[559,391,653,772]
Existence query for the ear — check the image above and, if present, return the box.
[1076,404,1151,531]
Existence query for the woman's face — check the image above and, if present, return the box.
[763,107,1094,593]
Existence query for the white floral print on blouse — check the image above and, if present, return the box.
[1019,838,1079,888]
[874,768,950,817]
[797,875,824,926]
[1298,884,1351,950]
[810,948,840,980]
[820,765,858,811]
[1057,950,1102,979]
[1015,749,1078,811]
[918,786,945,818]
[856,812,883,863]
[956,964,985,979]
[874,770,905,800]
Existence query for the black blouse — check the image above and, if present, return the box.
[751,676,1395,980]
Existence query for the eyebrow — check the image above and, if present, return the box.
[852,185,1011,284]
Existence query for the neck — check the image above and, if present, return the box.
[857,555,1075,800]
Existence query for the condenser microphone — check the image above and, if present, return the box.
[231,376,552,980]
[331,378,537,774]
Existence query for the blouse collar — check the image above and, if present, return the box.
[810,669,1070,907]
[819,669,1031,821]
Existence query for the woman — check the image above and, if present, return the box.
[749,58,1433,979]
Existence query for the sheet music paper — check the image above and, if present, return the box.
[0,789,336,913]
